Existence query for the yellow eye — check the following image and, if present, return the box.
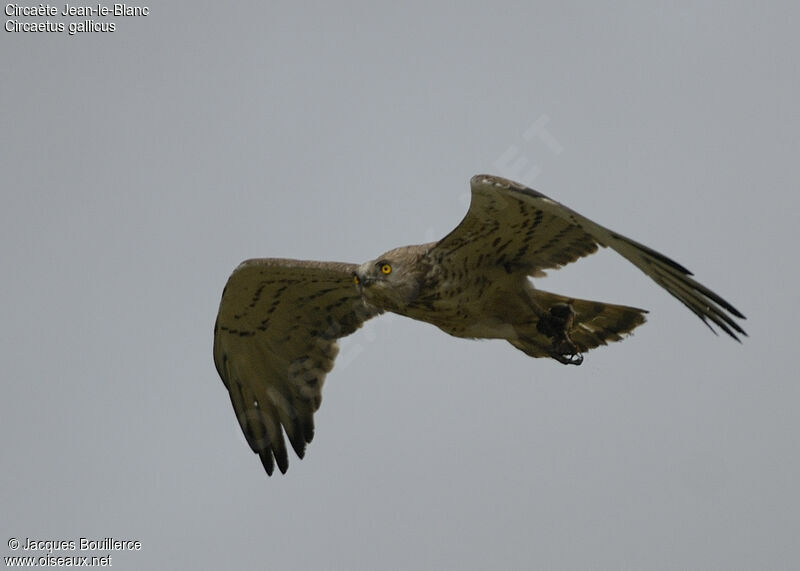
[353,274,360,285]
[380,263,392,275]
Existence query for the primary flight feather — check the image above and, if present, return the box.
[214,174,746,475]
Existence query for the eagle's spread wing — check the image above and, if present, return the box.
[214,259,379,475]
[429,174,745,340]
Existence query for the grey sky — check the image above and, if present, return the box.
[2,2,798,569]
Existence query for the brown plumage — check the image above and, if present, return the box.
[214,174,746,475]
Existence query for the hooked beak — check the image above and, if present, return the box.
[353,272,375,288]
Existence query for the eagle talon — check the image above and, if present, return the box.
[553,351,584,366]
[550,332,584,366]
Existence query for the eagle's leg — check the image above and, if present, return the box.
[536,303,584,366]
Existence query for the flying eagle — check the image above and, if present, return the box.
[214,174,746,475]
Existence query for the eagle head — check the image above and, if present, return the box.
[353,245,428,313]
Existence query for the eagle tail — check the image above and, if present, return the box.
[508,288,648,363]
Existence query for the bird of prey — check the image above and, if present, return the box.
[214,174,745,475]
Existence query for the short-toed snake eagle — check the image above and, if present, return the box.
[214,175,745,475]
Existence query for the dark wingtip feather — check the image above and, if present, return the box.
[286,418,308,459]
[274,442,289,474]
[728,306,747,320]
[611,233,694,276]
[302,417,316,444]
[289,436,307,459]
[260,452,274,477]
